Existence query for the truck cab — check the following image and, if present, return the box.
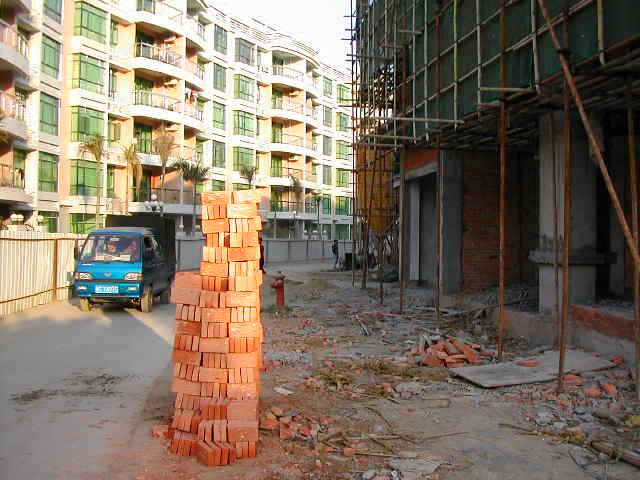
[73,227,175,312]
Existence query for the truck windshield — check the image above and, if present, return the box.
[80,234,141,262]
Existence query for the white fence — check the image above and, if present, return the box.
[0,231,86,316]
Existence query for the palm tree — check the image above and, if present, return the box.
[79,134,107,228]
[239,164,258,188]
[153,124,175,208]
[122,144,142,214]
[171,158,210,234]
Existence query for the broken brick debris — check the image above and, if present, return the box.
[412,336,486,368]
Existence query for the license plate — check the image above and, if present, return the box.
[95,285,118,294]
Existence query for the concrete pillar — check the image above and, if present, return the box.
[408,180,420,281]
[533,112,601,313]
[441,151,463,293]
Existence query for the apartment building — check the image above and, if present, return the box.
[0,0,353,239]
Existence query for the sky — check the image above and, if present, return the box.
[218,0,352,69]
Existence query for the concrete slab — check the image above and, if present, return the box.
[452,350,615,388]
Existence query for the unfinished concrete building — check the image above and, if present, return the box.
[350,0,640,367]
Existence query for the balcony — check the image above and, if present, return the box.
[0,163,31,204]
[184,58,206,90]
[130,90,183,124]
[0,91,28,141]
[0,20,29,75]
[270,200,302,213]
[305,77,321,98]
[136,0,183,25]
[129,186,200,215]
[134,42,182,73]
[183,103,205,130]
[270,98,305,123]
[271,65,305,90]
[270,165,303,180]
[184,15,206,49]
[271,133,306,156]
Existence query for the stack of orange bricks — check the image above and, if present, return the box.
[168,190,264,466]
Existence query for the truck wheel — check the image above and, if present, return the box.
[159,289,170,304]
[140,287,153,313]
[80,298,92,312]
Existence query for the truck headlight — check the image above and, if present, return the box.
[75,272,93,280]
[124,272,143,281]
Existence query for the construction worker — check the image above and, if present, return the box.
[332,239,339,270]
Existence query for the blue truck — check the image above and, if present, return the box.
[73,227,175,312]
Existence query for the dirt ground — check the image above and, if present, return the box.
[101,264,639,480]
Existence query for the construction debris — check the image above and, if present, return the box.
[410,335,488,368]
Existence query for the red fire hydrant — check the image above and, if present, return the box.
[270,272,285,308]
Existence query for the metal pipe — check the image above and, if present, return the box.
[550,113,561,351]
[357,116,464,124]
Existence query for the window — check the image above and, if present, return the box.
[72,54,105,93]
[233,110,255,137]
[211,179,225,191]
[41,35,60,78]
[214,25,227,54]
[39,93,59,135]
[335,224,351,240]
[336,140,350,160]
[71,213,95,234]
[323,77,333,97]
[107,165,116,197]
[270,189,283,211]
[213,140,225,168]
[336,112,349,132]
[323,165,332,185]
[235,38,255,65]
[71,106,104,141]
[108,68,117,97]
[233,147,254,171]
[13,149,26,189]
[110,20,118,46]
[323,106,332,127]
[234,74,254,101]
[213,64,226,92]
[74,2,107,43]
[108,117,121,146]
[323,136,332,156]
[40,211,58,233]
[312,134,319,151]
[271,90,283,109]
[336,168,350,187]
[233,182,250,191]
[271,122,283,143]
[336,196,351,215]
[321,194,332,214]
[312,163,319,179]
[38,152,58,192]
[270,155,283,177]
[212,101,225,130]
[338,84,350,104]
[134,123,153,153]
[71,159,99,196]
[44,0,62,23]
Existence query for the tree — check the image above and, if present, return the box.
[79,134,107,228]
[0,110,9,145]
[171,158,210,234]
[122,144,142,213]
[239,165,258,187]
[153,124,175,208]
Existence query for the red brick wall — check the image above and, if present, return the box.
[405,148,438,172]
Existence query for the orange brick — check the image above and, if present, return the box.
[170,287,201,306]
[202,219,229,234]
[172,349,202,366]
[242,231,259,247]
[224,291,260,307]
[199,337,230,353]
[227,247,261,262]
[227,382,259,400]
[199,291,221,307]
[228,232,243,248]
[232,189,260,204]
[226,399,258,420]
[226,351,260,368]
[227,203,258,219]
[174,272,202,290]
[201,191,231,206]
[227,420,259,442]
[200,262,229,277]
[201,308,231,323]
[172,378,202,396]
[199,367,228,383]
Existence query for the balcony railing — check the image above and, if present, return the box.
[271,133,304,147]
[132,91,181,112]
[305,171,317,183]
[271,98,303,114]
[271,65,304,82]
[135,42,182,67]
[0,91,26,121]
[185,59,205,80]
[0,163,25,188]
[270,200,302,213]
[307,109,320,122]
[185,15,205,40]
[184,103,204,121]
[136,0,183,23]
[0,20,28,58]
[304,201,318,213]
[270,165,303,179]
[131,187,181,204]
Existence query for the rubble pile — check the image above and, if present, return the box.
[411,336,490,368]
[167,190,264,466]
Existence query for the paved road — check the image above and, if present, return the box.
[0,300,176,480]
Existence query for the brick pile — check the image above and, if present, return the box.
[168,190,263,466]
[415,336,491,368]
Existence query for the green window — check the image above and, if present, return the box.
[212,140,225,168]
[72,54,105,93]
[235,38,254,65]
[134,76,153,104]
[336,140,350,160]
[322,194,332,214]
[338,84,350,103]
[271,122,283,143]
[211,179,225,191]
[335,224,351,240]
[233,147,254,171]
[133,170,151,201]
[71,213,95,234]
[195,140,204,163]
[13,149,26,188]
[71,106,104,142]
[110,20,118,46]
[323,106,332,127]
[108,117,121,146]
[336,112,349,132]
[312,163,319,178]
[71,159,99,196]
[74,2,107,43]
[41,35,60,78]
[233,110,255,137]
[336,168,350,187]
[108,68,117,97]
[323,165,332,185]
[213,63,226,92]
[44,0,62,23]
[134,123,153,153]
[323,136,332,156]
[214,25,227,54]
[233,182,250,191]
[336,196,351,215]
[270,155,283,177]
[107,165,116,197]
[212,101,225,129]
[39,93,59,135]
[234,74,254,101]
[40,211,58,233]
[323,77,333,97]
[271,90,283,109]
[38,152,58,192]
[312,134,319,151]
[270,189,283,211]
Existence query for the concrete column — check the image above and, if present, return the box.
[441,151,463,294]
[534,112,600,313]
[408,180,420,281]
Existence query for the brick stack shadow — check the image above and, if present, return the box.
[168,190,264,466]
